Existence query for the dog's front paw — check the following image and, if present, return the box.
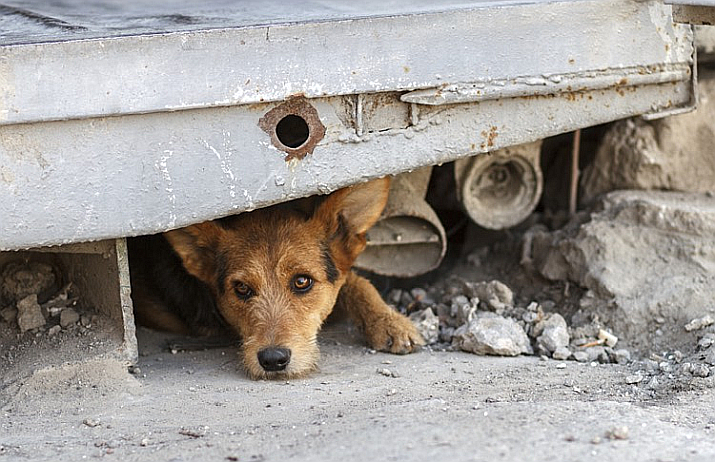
[365,311,425,354]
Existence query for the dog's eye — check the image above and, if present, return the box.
[291,275,313,293]
[233,281,254,300]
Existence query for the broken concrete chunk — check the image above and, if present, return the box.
[705,348,715,367]
[450,295,478,326]
[529,190,715,352]
[16,294,46,332]
[684,315,715,332]
[463,280,514,312]
[452,315,532,356]
[47,325,62,336]
[583,346,609,363]
[683,362,710,378]
[573,351,589,362]
[625,372,644,384]
[552,346,571,360]
[409,308,440,345]
[535,313,570,353]
[1,306,18,323]
[60,308,80,328]
[613,349,631,364]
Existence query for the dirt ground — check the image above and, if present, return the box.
[2,322,715,462]
[2,230,715,462]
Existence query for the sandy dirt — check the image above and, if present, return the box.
[1,320,715,462]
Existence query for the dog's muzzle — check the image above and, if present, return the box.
[257,346,292,372]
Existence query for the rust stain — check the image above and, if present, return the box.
[480,126,498,150]
[258,96,326,162]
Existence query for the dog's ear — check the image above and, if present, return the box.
[164,222,225,285]
[313,178,390,266]
[316,177,390,235]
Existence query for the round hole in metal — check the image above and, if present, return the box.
[275,114,310,149]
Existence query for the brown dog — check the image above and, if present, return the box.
[129,178,423,379]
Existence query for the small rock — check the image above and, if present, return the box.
[573,351,589,362]
[646,376,660,390]
[60,308,80,328]
[613,349,631,364]
[47,325,62,336]
[387,289,403,306]
[625,372,644,384]
[42,282,78,316]
[698,333,715,350]
[80,315,92,327]
[685,315,715,332]
[83,418,100,427]
[179,426,209,438]
[399,291,413,307]
[598,329,618,347]
[535,313,570,353]
[16,294,46,332]
[439,326,456,343]
[552,347,572,360]
[463,280,513,312]
[450,295,477,326]
[376,368,399,378]
[584,346,609,363]
[705,348,715,366]
[0,306,18,323]
[409,308,440,344]
[606,426,629,440]
[452,315,532,356]
[410,288,429,303]
[643,359,660,373]
[683,362,710,378]
[128,365,142,375]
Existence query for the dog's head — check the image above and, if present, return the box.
[164,178,390,379]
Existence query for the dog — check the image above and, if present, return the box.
[129,177,424,379]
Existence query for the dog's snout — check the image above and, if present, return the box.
[257,347,292,372]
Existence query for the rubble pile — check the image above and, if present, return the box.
[397,277,631,364]
[0,260,89,337]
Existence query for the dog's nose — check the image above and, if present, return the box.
[257,347,292,372]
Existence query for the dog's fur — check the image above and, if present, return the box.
[129,178,423,379]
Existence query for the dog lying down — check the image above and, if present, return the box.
[129,177,424,379]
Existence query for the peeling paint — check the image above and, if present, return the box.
[402,65,691,106]
[200,134,236,199]
[156,149,177,227]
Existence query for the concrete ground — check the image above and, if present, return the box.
[2,323,715,462]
